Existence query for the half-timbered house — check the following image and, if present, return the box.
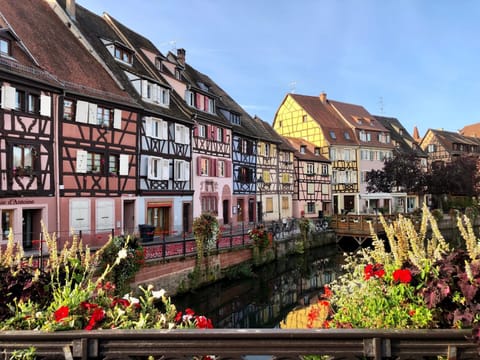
[69,4,194,237]
[273,93,357,214]
[0,0,141,249]
[0,14,58,249]
[161,49,233,226]
[285,137,331,218]
[252,116,295,223]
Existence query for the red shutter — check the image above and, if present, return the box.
[223,129,229,143]
[195,93,202,110]
[197,157,202,176]
[207,125,212,139]
[193,125,199,137]
[211,158,217,177]
[226,160,231,177]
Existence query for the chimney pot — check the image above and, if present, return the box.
[177,48,186,66]
[66,0,76,19]
[319,92,327,103]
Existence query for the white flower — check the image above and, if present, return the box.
[152,289,166,299]
[115,248,128,264]
[123,294,139,304]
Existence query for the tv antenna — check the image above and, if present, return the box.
[289,81,297,93]
[378,96,384,114]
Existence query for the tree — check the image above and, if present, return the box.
[426,155,480,198]
[366,152,426,194]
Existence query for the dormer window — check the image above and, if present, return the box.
[175,68,182,80]
[114,44,133,64]
[329,131,336,139]
[314,147,320,156]
[141,80,170,106]
[344,131,350,140]
[185,90,215,114]
[0,38,10,56]
[155,57,163,71]
[300,145,306,154]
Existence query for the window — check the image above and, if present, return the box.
[217,160,226,177]
[87,153,102,173]
[314,147,320,156]
[300,145,306,154]
[307,183,315,194]
[216,127,223,142]
[307,202,316,214]
[321,164,329,175]
[174,160,190,181]
[146,117,168,139]
[281,173,291,183]
[427,144,436,153]
[175,68,182,80]
[200,158,209,176]
[13,145,35,171]
[239,166,253,183]
[142,80,170,106]
[97,106,112,127]
[155,57,162,71]
[306,163,314,175]
[175,124,190,144]
[302,115,307,123]
[265,198,274,213]
[201,196,218,214]
[15,89,25,111]
[329,131,336,139]
[63,99,75,121]
[230,112,240,125]
[344,131,350,140]
[114,45,133,64]
[198,124,206,138]
[264,143,270,157]
[282,196,289,210]
[148,157,169,180]
[0,38,10,56]
[2,210,13,240]
[108,155,118,175]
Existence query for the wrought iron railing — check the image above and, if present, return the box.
[0,329,477,360]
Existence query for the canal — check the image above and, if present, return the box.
[173,243,351,328]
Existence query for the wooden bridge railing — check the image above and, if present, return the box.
[0,329,477,360]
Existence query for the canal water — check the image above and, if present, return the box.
[173,243,351,328]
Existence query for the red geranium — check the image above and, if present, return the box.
[364,263,385,280]
[54,306,69,322]
[84,307,105,331]
[195,315,213,329]
[393,268,412,284]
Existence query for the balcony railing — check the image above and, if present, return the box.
[0,329,476,360]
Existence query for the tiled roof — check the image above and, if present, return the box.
[0,0,133,104]
[284,136,330,162]
[288,93,357,146]
[374,116,427,157]
[427,128,480,152]
[171,52,258,139]
[459,122,480,138]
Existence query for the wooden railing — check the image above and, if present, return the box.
[0,329,476,360]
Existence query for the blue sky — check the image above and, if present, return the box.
[78,0,480,138]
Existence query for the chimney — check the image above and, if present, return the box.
[66,0,76,20]
[319,92,327,103]
[177,48,186,66]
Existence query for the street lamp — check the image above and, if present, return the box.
[257,176,264,224]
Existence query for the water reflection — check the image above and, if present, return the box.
[173,244,345,328]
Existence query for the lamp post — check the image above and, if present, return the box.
[257,176,264,224]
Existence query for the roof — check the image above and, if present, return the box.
[168,49,258,139]
[423,128,480,152]
[374,116,427,157]
[459,122,480,138]
[0,0,133,104]
[287,93,357,146]
[284,137,330,162]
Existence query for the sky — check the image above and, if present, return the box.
[77,0,480,138]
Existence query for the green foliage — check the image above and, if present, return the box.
[96,236,144,295]
[9,347,36,360]
[223,263,255,280]
[0,225,213,331]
